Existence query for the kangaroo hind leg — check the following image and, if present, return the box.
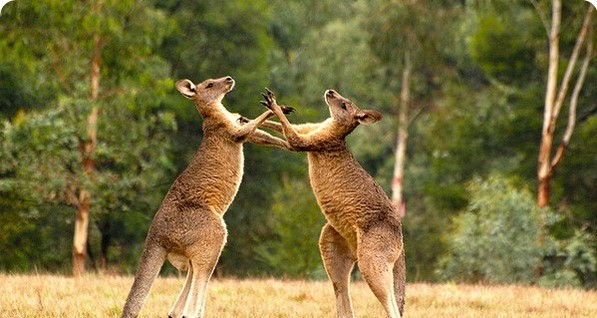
[180,219,227,318]
[121,245,167,318]
[319,223,357,318]
[357,226,402,318]
[394,243,406,316]
[168,258,192,318]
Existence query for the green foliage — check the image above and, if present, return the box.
[368,0,449,69]
[0,0,176,272]
[254,177,326,278]
[437,176,547,284]
[0,97,175,271]
[158,0,273,120]
[556,116,597,238]
[219,146,308,277]
[540,229,597,288]
[438,176,597,288]
[0,0,595,285]
[468,10,539,84]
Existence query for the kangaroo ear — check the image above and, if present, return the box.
[355,109,382,125]
[176,79,196,99]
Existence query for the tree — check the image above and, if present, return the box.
[366,0,456,217]
[431,0,597,284]
[0,0,175,275]
[536,0,595,207]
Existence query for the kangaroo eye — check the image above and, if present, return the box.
[341,103,347,110]
[206,83,214,89]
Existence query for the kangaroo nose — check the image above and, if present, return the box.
[325,90,336,97]
[225,76,233,82]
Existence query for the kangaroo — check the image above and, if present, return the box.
[261,89,405,318]
[121,76,291,318]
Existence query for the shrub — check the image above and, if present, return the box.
[254,177,326,278]
[437,175,544,284]
[437,175,596,288]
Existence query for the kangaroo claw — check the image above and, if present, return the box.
[281,106,295,114]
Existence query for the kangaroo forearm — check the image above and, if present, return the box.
[232,110,274,141]
[261,120,319,135]
[285,135,326,151]
[294,122,321,134]
[247,129,290,149]
[260,120,284,133]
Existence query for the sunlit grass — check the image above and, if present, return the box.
[1,273,596,317]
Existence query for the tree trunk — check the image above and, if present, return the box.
[535,0,594,278]
[73,189,91,276]
[73,107,98,276]
[537,1,594,208]
[391,53,411,218]
[537,0,561,208]
[72,34,102,276]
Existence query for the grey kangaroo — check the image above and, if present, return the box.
[121,76,291,318]
[261,89,405,318]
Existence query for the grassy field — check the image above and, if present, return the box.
[1,274,596,318]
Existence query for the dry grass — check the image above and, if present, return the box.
[0,273,596,317]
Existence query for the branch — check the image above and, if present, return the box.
[48,44,70,89]
[579,104,597,122]
[542,0,560,136]
[550,5,594,129]
[408,103,426,127]
[528,0,550,37]
[550,26,594,170]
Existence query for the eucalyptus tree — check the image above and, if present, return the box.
[365,0,459,215]
[534,0,595,208]
[0,0,175,274]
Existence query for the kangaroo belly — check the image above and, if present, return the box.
[307,151,396,247]
[173,140,244,214]
[147,139,241,253]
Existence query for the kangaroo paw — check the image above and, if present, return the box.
[237,116,249,124]
[261,88,277,109]
[281,106,295,114]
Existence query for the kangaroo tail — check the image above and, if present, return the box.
[121,245,167,318]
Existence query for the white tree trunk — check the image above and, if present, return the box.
[537,1,594,208]
[73,34,102,276]
[391,53,411,218]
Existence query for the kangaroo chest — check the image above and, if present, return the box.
[307,151,386,244]
[172,137,244,214]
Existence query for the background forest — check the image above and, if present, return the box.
[0,0,595,289]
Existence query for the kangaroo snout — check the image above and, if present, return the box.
[224,76,235,92]
[325,89,337,97]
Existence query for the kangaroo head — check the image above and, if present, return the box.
[324,89,382,133]
[176,76,235,111]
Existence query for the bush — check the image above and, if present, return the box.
[539,229,597,288]
[437,175,597,288]
[437,176,544,284]
[254,177,326,278]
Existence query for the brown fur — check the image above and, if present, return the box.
[262,89,405,318]
[121,76,288,318]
